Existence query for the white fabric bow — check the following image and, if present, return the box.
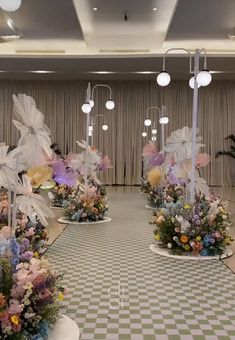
[12,94,52,167]
[16,175,54,225]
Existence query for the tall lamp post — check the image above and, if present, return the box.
[156,48,212,203]
[81,83,115,189]
[142,105,169,149]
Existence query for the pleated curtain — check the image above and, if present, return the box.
[0,79,234,186]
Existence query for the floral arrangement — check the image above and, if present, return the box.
[49,184,75,208]
[0,94,66,339]
[151,194,232,256]
[64,184,108,222]
[0,232,65,340]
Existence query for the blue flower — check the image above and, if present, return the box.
[38,320,49,339]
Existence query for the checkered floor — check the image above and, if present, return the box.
[46,188,235,340]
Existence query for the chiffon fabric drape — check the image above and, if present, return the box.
[0,79,234,186]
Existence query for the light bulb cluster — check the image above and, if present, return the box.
[82,99,115,113]
[157,69,212,89]
[0,0,21,11]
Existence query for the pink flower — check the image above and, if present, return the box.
[1,226,12,239]
[8,300,23,314]
[196,153,210,168]
[25,227,35,238]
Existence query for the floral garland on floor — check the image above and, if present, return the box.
[64,184,108,223]
[151,194,232,256]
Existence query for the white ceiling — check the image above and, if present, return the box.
[0,0,235,79]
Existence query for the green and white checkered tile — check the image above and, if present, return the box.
[46,191,235,340]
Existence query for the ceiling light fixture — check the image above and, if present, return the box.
[29,70,56,74]
[0,0,21,12]
[152,128,157,135]
[151,136,157,141]
[93,7,98,11]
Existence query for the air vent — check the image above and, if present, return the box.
[99,49,149,53]
[15,49,65,54]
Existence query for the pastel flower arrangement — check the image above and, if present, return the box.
[64,184,108,222]
[50,184,76,208]
[0,94,66,339]
[0,232,65,339]
[151,194,232,256]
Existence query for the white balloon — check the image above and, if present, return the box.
[0,0,21,11]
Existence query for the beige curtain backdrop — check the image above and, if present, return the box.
[0,79,234,186]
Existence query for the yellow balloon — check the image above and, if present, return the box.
[27,166,53,188]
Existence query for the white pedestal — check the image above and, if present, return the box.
[58,216,112,225]
[48,315,80,340]
[149,243,233,261]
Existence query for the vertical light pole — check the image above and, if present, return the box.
[157,48,212,203]
[81,83,115,190]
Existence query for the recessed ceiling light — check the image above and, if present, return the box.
[135,71,157,74]
[93,7,98,11]
[152,7,157,11]
[89,71,115,74]
[28,70,56,74]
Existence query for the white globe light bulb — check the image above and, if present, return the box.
[105,100,115,110]
[159,116,169,125]
[152,128,157,135]
[156,71,171,86]
[90,99,94,108]
[0,0,21,11]
[196,70,212,87]
[144,118,151,127]
[102,124,108,131]
[189,76,201,89]
[142,132,147,137]
[88,125,93,132]
[151,136,157,142]
[81,102,91,113]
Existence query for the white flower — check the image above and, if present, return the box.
[167,243,172,249]
[164,126,204,162]
[0,144,24,189]
[16,175,54,225]
[176,215,191,233]
[12,94,52,166]
[222,215,227,220]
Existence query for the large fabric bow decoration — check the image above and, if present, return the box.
[12,94,52,167]
[164,126,204,163]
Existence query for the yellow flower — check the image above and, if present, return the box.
[171,217,175,223]
[184,244,190,251]
[184,204,191,210]
[34,252,39,258]
[58,292,64,301]
[180,235,188,243]
[11,315,19,325]
[154,234,161,241]
[224,237,231,245]
[196,236,201,241]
